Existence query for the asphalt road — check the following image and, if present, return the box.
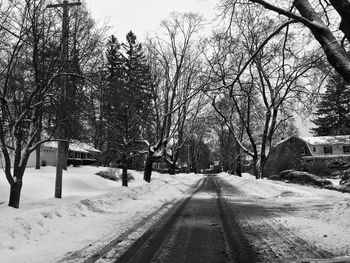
[111,176,248,262]
[83,175,338,263]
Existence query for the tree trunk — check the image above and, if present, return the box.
[143,155,153,183]
[35,147,41,169]
[8,180,23,209]
[252,157,261,179]
[192,161,197,174]
[236,153,242,177]
[293,0,350,82]
[168,163,176,175]
[122,156,128,187]
[259,156,267,178]
[168,148,179,175]
[35,111,42,170]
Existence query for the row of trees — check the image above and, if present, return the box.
[227,1,350,137]
[0,2,211,208]
[205,3,322,178]
[3,0,350,208]
[203,0,350,178]
[90,13,211,184]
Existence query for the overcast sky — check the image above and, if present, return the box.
[84,0,219,41]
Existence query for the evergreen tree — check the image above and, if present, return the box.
[103,32,153,186]
[118,31,153,186]
[102,35,124,165]
[312,72,350,136]
[122,31,152,119]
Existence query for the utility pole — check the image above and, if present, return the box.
[187,144,190,173]
[47,0,81,199]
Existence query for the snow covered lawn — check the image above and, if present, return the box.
[0,166,203,263]
[218,172,350,257]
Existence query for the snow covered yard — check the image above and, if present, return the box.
[0,166,203,263]
[218,172,350,258]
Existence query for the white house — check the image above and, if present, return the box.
[25,141,100,167]
[299,135,350,160]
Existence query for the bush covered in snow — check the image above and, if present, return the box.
[269,170,332,187]
[325,183,350,193]
[95,168,134,182]
[327,158,350,169]
[96,168,118,181]
[340,170,350,185]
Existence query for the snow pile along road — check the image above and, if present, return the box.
[218,172,350,257]
[0,166,203,263]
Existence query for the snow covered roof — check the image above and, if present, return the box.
[300,135,350,146]
[73,142,101,153]
[43,141,100,153]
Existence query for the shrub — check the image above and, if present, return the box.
[269,170,332,187]
[324,183,350,193]
[109,161,119,168]
[340,169,350,185]
[327,158,350,169]
[96,168,119,181]
[95,168,135,182]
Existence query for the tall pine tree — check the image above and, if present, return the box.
[118,31,153,186]
[103,35,124,165]
[312,72,350,135]
[103,32,153,186]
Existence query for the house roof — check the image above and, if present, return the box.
[300,135,350,146]
[43,141,100,153]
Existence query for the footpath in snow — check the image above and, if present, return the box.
[217,172,350,258]
[0,166,203,263]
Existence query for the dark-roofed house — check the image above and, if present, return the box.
[264,135,350,177]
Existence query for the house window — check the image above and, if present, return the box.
[299,147,306,155]
[313,147,316,152]
[343,146,350,153]
[324,146,333,154]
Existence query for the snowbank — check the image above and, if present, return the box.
[218,172,350,256]
[0,166,203,263]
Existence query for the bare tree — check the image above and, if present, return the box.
[163,63,209,175]
[222,0,350,82]
[208,4,323,178]
[185,115,212,173]
[0,0,106,208]
[0,0,62,208]
[143,12,209,182]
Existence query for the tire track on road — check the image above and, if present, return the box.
[115,175,258,263]
[113,176,208,263]
[212,177,257,263]
[216,176,335,262]
[59,177,206,263]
